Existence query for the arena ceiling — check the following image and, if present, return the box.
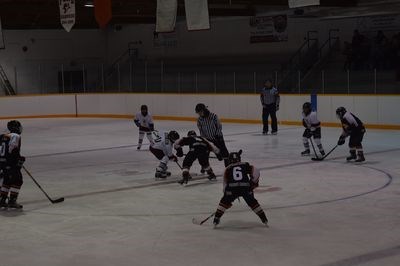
[0,0,398,29]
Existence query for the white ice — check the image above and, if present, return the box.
[0,118,400,266]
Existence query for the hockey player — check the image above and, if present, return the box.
[301,102,325,156]
[0,120,25,209]
[336,107,366,162]
[213,150,268,228]
[149,130,180,178]
[174,130,220,185]
[134,105,154,150]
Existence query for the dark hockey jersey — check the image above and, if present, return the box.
[341,112,365,134]
[174,136,215,153]
[223,162,260,190]
[0,133,21,168]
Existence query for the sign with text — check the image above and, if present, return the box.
[250,15,288,43]
[59,0,75,32]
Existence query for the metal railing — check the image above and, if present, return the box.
[3,60,398,95]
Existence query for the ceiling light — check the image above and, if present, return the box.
[84,1,94,7]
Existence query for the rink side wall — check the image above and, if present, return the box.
[0,93,399,130]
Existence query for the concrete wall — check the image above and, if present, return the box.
[0,93,399,129]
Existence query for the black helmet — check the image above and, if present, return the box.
[302,102,312,115]
[228,150,242,164]
[141,105,148,111]
[336,107,347,119]
[7,120,22,134]
[187,130,197,137]
[195,103,207,113]
[168,130,180,142]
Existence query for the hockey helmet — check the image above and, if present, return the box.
[141,105,148,115]
[302,102,312,115]
[195,103,207,113]
[336,107,347,119]
[7,120,22,134]
[187,130,197,137]
[228,150,242,164]
[168,130,180,142]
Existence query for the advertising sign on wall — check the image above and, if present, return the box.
[250,15,288,43]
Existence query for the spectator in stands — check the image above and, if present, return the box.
[390,32,400,80]
[343,41,353,70]
[351,30,369,70]
[371,30,388,70]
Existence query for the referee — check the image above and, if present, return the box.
[195,103,230,166]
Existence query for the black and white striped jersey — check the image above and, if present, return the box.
[197,112,223,141]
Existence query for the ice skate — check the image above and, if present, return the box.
[207,172,217,181]
[346,151,357,162]
[0,197,8,209]
[155,170,167,179]
[355,152,365,163]
[213,217,220,229]
[7,198,23,209]
[301,149,310,156]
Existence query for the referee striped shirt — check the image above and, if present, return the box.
[197,112,223,141]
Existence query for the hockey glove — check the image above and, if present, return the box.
[216,153,223,161]
[337,136,346,146]
[250,181,259,191]
[305,129,312,139]
[134,120,140,127]
[276,104,280,111]
[149,124,154,131]
[16,156,25,169]
[176,148,184,157]
[169,155,178,162]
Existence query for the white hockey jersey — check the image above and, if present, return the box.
[302,111,321,130]
[134,112,154,128]
[150,131,173,157]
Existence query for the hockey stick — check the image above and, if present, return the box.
[192,212,215,225]
[311,145,338,161]
[22,166,64,204]
[309,138,320,160]
[175,160,183,170]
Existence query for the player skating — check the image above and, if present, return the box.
[174,130,220,185]
[0,120,25,209]
[213,150,268,228]
[149,130,180,179]
[134,105,154,150]
[336,107,366,162]
[301,102,325,156]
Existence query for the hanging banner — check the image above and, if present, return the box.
[94,0,112,28]
[288,0,320,8]
[0,17,5,49]
[184,0,210,31]
[59,0,76,32]
[249,15,288,43]
[156,0,177,32]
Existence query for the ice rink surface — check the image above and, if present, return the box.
[1,118,399,266]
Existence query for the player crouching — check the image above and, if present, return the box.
[149,130,180,179]
[336,107,366,162]
[174,130,220,185]
[0,120,25,209]
[213,150,268,228]
[301,102,325,156]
